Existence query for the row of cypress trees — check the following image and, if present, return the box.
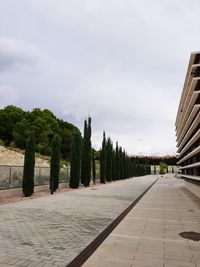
[69,117,95,188]
[22,118,151,197]
[22,132,61,197]
[22,117,94,196]
[100,132,151,183]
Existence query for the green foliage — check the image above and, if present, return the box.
[81,117,92,187]
[69,132,82,189]
[105,137,112,182]
[147,156,177,166]
[50,135,61,192]
[0,105,79,159]
[100,132,106,183]
[160,162,167,174]
[119,147,123,179]
[22,131,35,197]
[99,133,151,181]
[112,149,116,181]
[0,105,24,145]
[115,142,119,180]
[92,149,96,184]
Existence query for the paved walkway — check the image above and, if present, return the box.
[83,175,200,267]
[0,175,157,267]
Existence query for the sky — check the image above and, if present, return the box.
[0,0,200,156]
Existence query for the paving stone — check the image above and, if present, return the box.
[0,175,157,266]
[83,175,200,267]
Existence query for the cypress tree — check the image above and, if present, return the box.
[127,157,131,178]
[92,148,96,184]
[112,149,116,181]
[81,117,92,187]
[22,131,35,197]
[87,117,92,186]
[100,132,106,183]
[121,147,124,179]
[135,157,139,176]
[50,134,61,192]
[123,151,126,179]
[132,157,136,176]
[172,166,174,174]
[106,137,112,182]
[154,165,156,174]
[69,132,82,189]
[115,142,119,180]
[119,147,123,179]
[81,120,87,185]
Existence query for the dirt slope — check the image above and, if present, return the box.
[0,145,49,167]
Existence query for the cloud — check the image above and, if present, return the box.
[0,38,43,72]
[0,0,200,155]
[0,85,20,108]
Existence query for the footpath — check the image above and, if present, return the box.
[83,175,200,267]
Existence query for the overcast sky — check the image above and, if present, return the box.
[0,0,200,156]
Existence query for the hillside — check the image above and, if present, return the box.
[0,145,49,167]
[0,105,80,160]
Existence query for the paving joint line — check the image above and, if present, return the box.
[67,177,159,267]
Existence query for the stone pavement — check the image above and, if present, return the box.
[0,175,157,267]
[83,175,200,267]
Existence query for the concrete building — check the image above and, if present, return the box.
[176,51,200,198]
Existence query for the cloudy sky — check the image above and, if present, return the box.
[0,0,199,156]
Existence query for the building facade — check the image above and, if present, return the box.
[176,51,200,198]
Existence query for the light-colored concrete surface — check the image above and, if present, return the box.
[0,175,157,267]
[83,174,200,267]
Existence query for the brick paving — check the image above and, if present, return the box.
[83,174,200,267]
[0,175,157,267]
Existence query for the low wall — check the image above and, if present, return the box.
[0,182,67,198]
[0,165,70,190]
[185,180,200,199]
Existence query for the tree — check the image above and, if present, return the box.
[119,147,123,179]
[92,148,96,184]
[132,157,136,176]
[105,137,112,182]
[81,117,92,187]
[22,131,35,197]
[115,142,119,180]
[0,105,24,145]
[50,134,61,192]
[172,166,174,174]
[154,165,156,174]
[112,149,116,181]
[160,162,167,174]
[81,120,87,185]
[0,105,79,158]
[100,132,106,183]
[122,150,126,179]
[69,132,82,188]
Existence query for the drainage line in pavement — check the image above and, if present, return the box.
[67,178,158,267]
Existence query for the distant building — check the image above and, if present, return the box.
[176,51,200,198]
